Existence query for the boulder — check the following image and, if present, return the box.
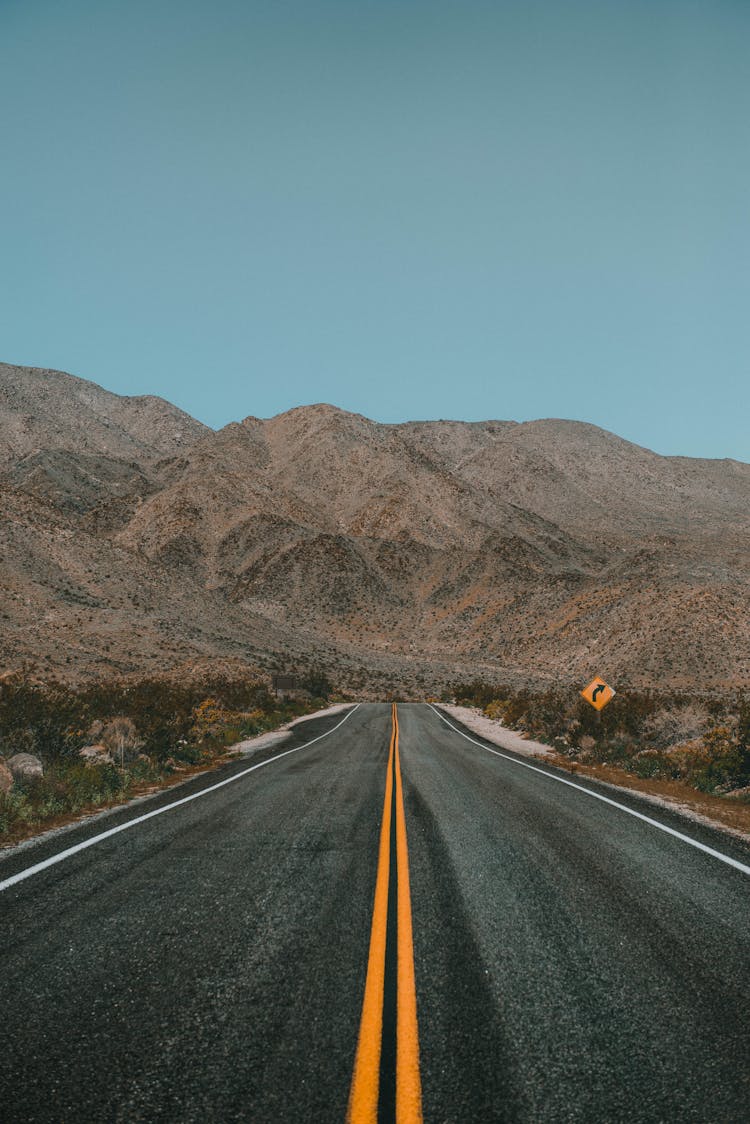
[0,760,13,794]
[7,753,43,779]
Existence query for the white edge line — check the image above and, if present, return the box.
[428,705,750,879]
[0,704,361,894]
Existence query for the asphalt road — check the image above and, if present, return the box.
[1,702,749,1122]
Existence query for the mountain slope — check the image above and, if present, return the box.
[1,363,748,691]
[0,363,209,464]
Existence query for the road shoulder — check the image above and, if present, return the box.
[436,704,750,847]
[0,703,356,862]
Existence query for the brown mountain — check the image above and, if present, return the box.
[1,363,748,693]
[0,362,209,465]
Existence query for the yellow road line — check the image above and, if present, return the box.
[348,704,423,1124]
[393,707,423,1124]
[347,708,396,1123]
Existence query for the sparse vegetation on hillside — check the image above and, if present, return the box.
[2,363,749,693]
[447,681,750,799]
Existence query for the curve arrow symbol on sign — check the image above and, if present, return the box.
[592,684,606,702]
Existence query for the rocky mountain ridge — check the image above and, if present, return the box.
[0,363,209,464]
[1,363,748,693]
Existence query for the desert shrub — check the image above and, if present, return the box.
[302,666,332,700]
[452,680,511,710]
[127,756,161,783]
[0,679,86,761]
[170,742,208,765]
[237,708,268,735]
[0,761,129,835]
[0,726,38,758]
[0,790,35,832]
[631,750,673,779]
[502,691,534,728]
[692,726,750,792]
[484,700,509,722]
[591,738,634,768]
[58,762,127,810]
[101,717,143,767]
[189,698,229,743]
[643,704,709,748]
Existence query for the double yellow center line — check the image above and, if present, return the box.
[347,704,423,1123]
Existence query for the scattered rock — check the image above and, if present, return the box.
[79,744,114,765]
[7,753,44,779]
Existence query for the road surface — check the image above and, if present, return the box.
[1,702,749,1122]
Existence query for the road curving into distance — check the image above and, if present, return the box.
[1,703,749,1122]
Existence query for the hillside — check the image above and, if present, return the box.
[0,362,209,464]
[1,363,748,692]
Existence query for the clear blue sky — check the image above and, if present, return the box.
[1,0,748,459]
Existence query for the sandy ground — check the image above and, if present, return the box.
[231,703,353,756]
[438,704,554,758]
[439,704,750,845]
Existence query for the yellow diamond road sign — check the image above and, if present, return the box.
[581,676,615,711]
